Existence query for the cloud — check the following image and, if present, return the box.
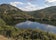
[45,0,56,6]
[19,2,46,11]
[10,1,49,11]
[10,2,24,7]
[23,2,39,11]
[45,0,56,2]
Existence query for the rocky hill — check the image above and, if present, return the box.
[0,4,33,25]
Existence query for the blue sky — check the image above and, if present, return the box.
[0,0,56,11]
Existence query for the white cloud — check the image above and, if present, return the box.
[45,0,56,2]
[10,2,49,11]
[45,0,56,6]
[24,2,38,11]
[10,2,44,11]
[19,2,45,11]
[10,2,24,7]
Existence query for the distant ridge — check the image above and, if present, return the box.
[26,6,56,26]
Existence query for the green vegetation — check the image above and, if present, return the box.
[0,4,56,26]
[27,6,56,26]
[0,4,33,25]
[0,24,56,40]
[0,4,56,40]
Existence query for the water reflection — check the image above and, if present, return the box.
[16,21,56,33]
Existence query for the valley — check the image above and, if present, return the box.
[0,4,56,40]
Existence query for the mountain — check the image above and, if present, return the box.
[0,4,56,40]
[27,6,56,19]
[27,6,56,25]
[0,4,33,25]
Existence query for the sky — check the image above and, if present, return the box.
[0,0,56,11]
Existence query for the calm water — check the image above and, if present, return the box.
[16,21,56,33]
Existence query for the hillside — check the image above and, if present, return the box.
[0,4,33,25]
[0,18,56,40]
[1,4,56,26]
[0,19,56,40]
[0,4,56,40]
[27,6,56,25]
[28,6,56,19]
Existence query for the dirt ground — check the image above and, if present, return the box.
[0,35,9,40]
